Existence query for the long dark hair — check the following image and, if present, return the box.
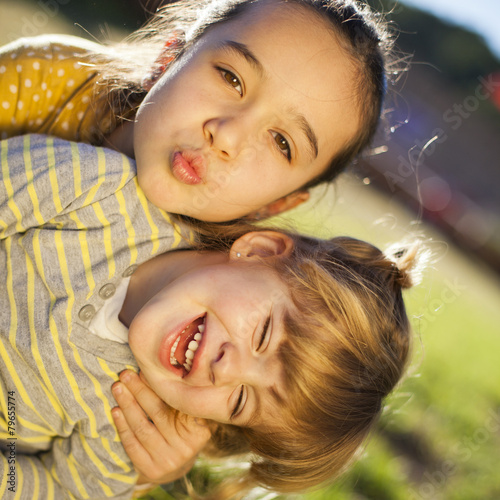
[92,0,397,188]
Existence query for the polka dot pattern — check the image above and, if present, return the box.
[0,37,108,142]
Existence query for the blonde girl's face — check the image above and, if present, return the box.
[127,258,291,428]
[131,0,361,221]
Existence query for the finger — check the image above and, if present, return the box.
[112,388,201,484]
[112,380,171,450]
[118,372,211,454]
[111,405,153,472]
[119,370,174,429]
[119,371,211,444]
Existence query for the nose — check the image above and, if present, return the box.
[204,112,258,160]
[210,342,260,387]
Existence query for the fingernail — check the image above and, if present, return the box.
[120,370,132,383]
[112,383,122,396]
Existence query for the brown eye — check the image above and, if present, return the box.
[224,72,239,87]
[271,132,291,161]
[275,134,288,150]
[219,68,243,96]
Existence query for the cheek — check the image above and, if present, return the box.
[228,156,286,198]
[156,384,225,419]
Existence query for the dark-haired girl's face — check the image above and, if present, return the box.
[128,0,361,221]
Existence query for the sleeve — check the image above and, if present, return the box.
[0,134,135,239]
[0,35,103,142]
[0,432,137,499]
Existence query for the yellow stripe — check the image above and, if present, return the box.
[0,140,8,234]
[0,461,6,496]
[68,211,95,300]
[118,152,133,191]
[81,147,107,207]
[97,479,115,497]
[172,221,183,249]
[13,461,23,500]
[116,190,137,264]
[52,230,99,435]
[2,411,54,436]
[69,346,115,436]
[29,232,67,422]
[66,454,88,498]
[46,465,55,500]
[0,138,24,235]
[23,135,45,225]
[70,141,82,197]
[80,435,135,483]
[134,178,164,255]
[97,358,120,383]
[46,137,63,213]
[0,239,56,430]
[29,459,41,499]
[91,202,115,278]
[0,425,52,442]
[101,436,133,472]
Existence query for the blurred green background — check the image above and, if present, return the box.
[1,1,499,499]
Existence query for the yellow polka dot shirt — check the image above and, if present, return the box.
[0,34,113,143]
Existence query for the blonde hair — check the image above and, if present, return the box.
[184,226,421,499]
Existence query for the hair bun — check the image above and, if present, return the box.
[385,241,427,290]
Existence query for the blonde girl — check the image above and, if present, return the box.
[0,133,420,499]
[113,224,421,499]
[0,0,393,222]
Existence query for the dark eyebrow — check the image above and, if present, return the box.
[294,112,319,160]
[216,40,319,161]
[216,40,264,76]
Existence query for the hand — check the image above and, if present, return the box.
[111,370,212,485]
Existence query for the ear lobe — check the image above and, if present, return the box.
[246,191,309,220]
[230,231,294,261]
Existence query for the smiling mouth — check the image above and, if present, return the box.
[170,315,206,372]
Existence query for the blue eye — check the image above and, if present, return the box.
[218,68,243,96]
[271,131,291,162]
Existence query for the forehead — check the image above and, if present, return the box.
[199,0,361,161]
[204,0,348,88]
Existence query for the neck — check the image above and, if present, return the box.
[119,249,226,328]
[104,120,135,158]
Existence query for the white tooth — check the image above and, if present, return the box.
[194,333,202,342]
[185,349,194,360]
[198,324,205,333]
[184,363,191,371]
[188,340,199,351]
[186,358,192,366]
[170,335,181,363]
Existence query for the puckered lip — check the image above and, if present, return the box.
[171,150,207,185]
[159,313,207,379]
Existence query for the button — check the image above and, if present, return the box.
[122,265,138,277]
[99,283,116,300]
[78,304,96,321]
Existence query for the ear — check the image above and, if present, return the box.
[246,191,310,220]
[142,32,184,91]
[230,231,294,261]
